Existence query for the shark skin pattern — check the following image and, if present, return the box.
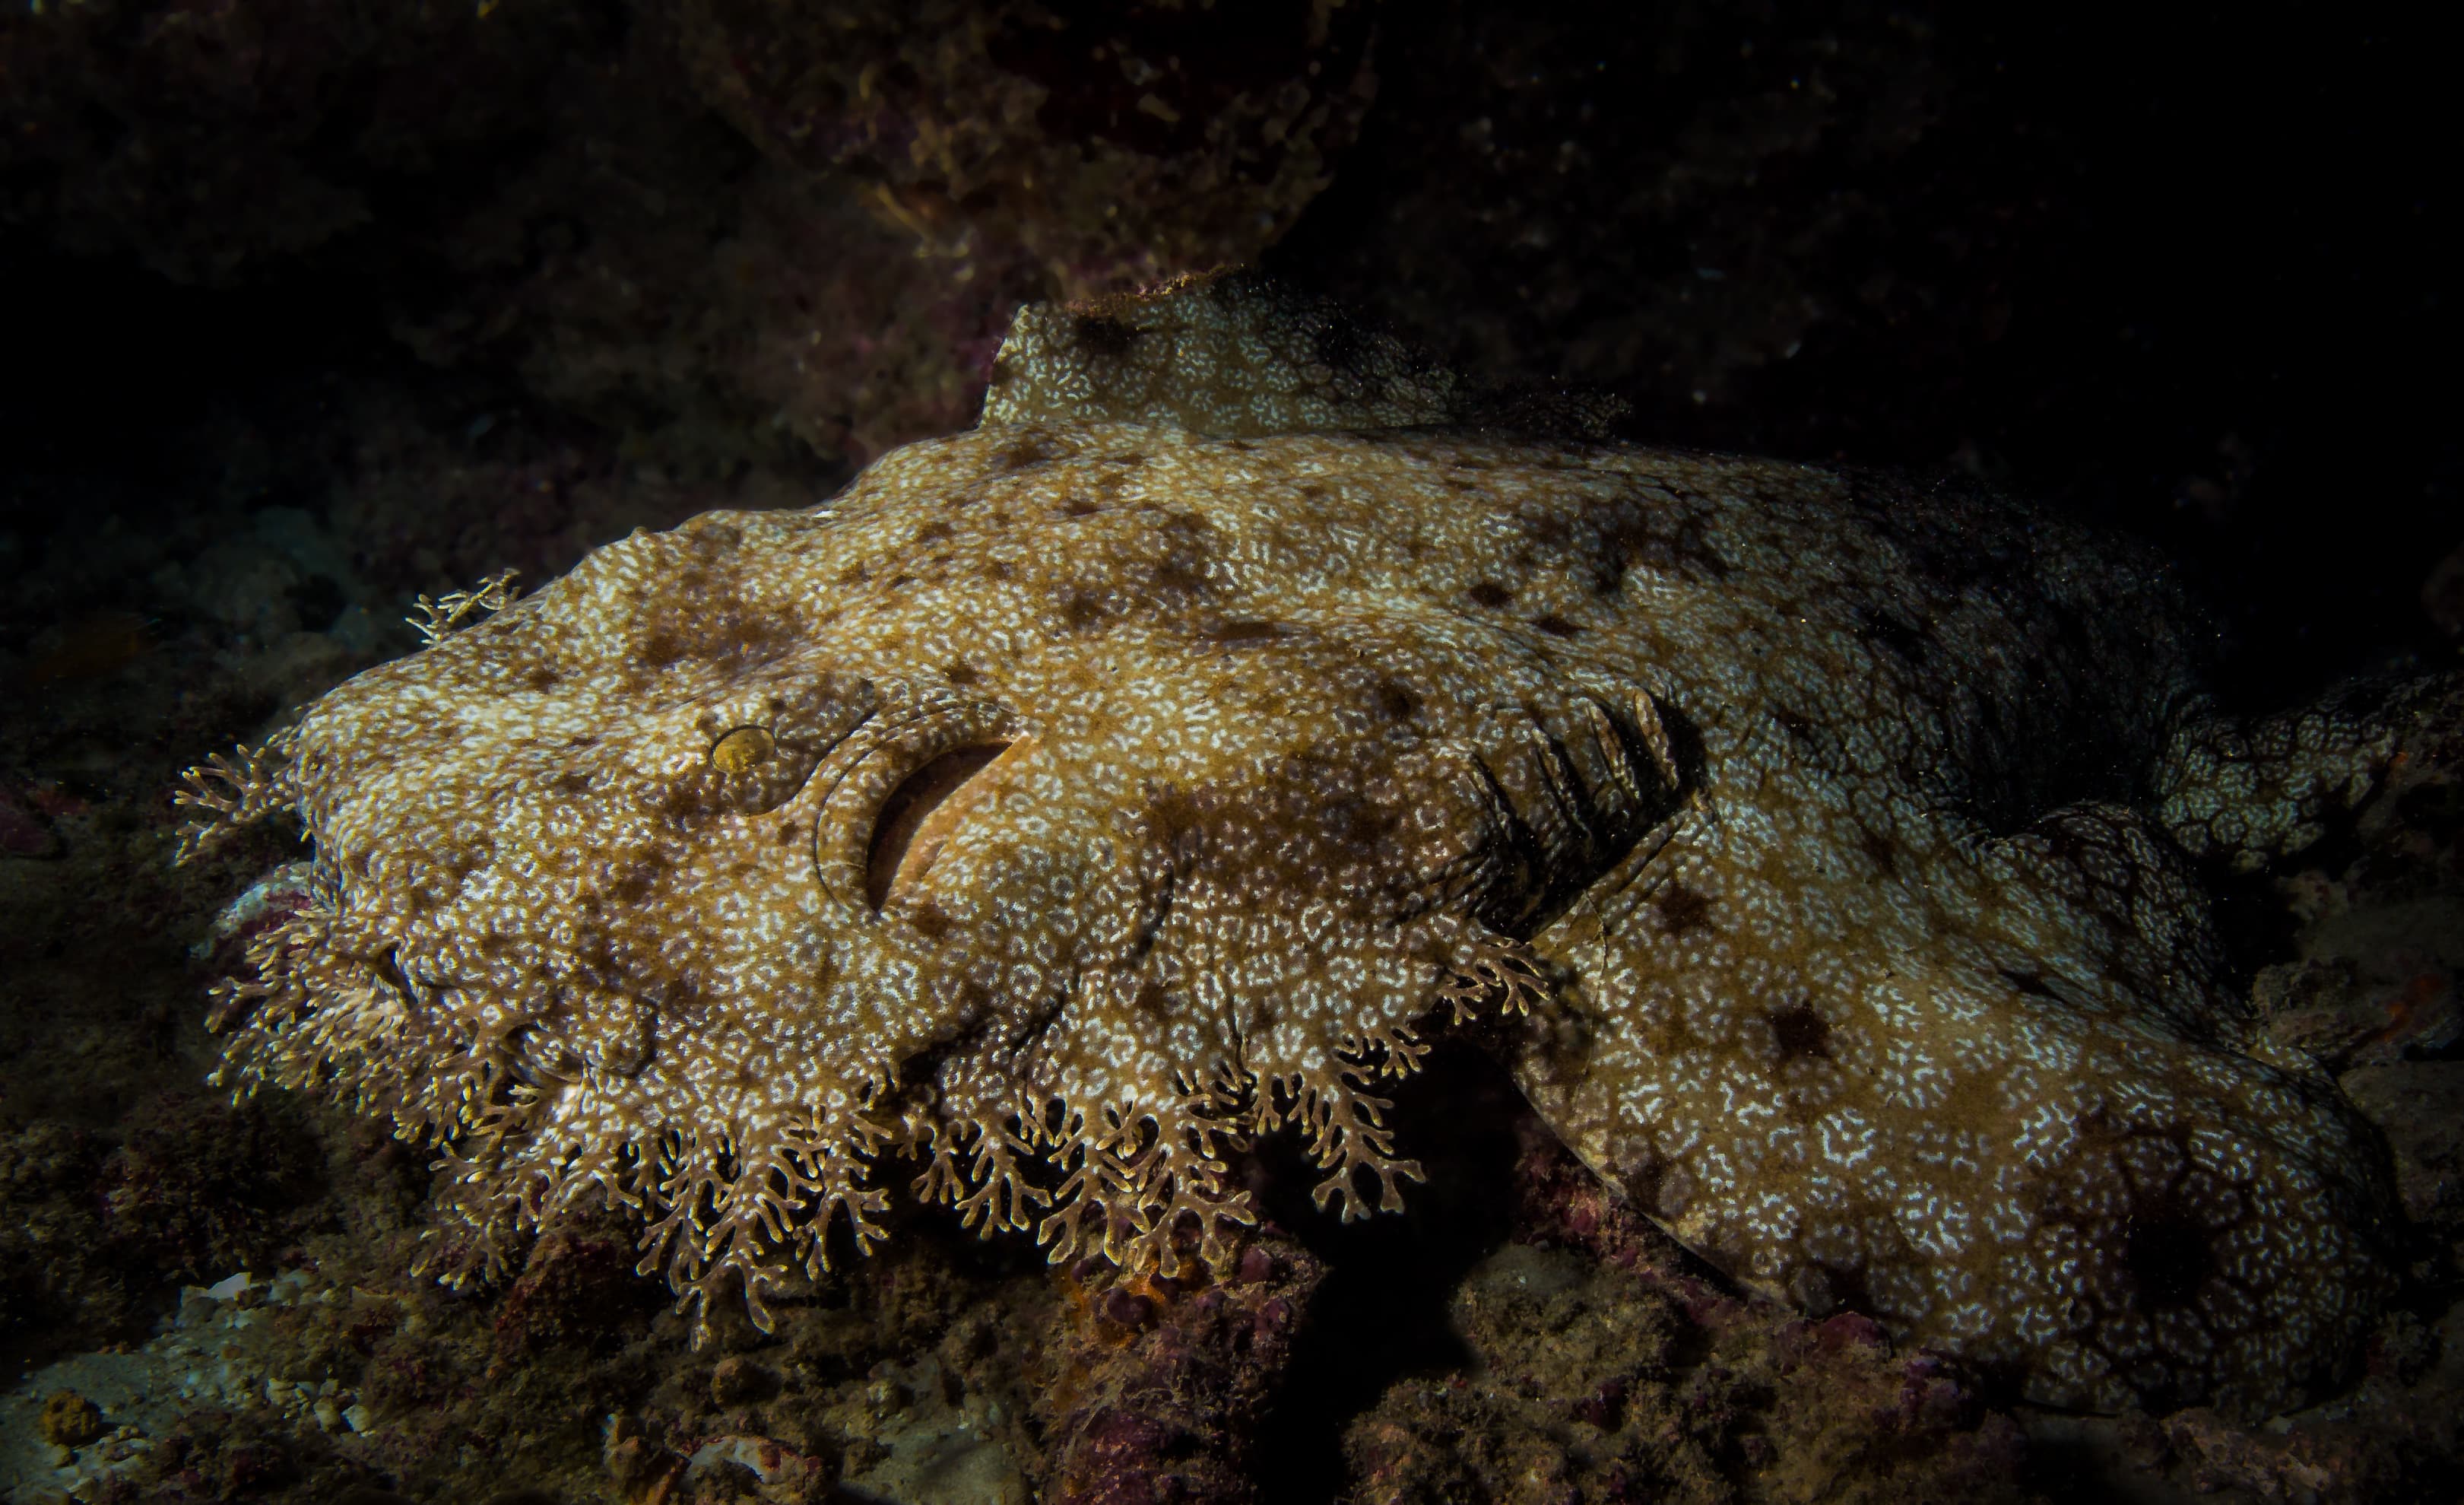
[180,271,2416,1415]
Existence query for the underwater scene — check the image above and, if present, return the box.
[2,5,2459,1503]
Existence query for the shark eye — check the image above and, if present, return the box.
[709,726,775,773]
[864,741,1020,910]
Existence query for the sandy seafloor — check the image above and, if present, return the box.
[2,3,2461,1502]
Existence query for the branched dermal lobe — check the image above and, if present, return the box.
[182,271,2431,1412]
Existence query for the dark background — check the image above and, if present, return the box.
[1286,2,2457,703]
[3,1,2456,707]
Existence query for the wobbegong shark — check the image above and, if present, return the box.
[181,270,2424,1414]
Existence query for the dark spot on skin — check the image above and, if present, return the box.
[1150,555,1212,598]
[1373,677,1420,722]
[1467,580,1514,609]
[1521,508,1574,552]
[1073,314,1145,356]
[607,854,669,904]
[690,601,793,669]
[636,632,684,668]
[524,665,562,692]
[944,661,981,685]
[553,771,592,796]
[1131,979,1173,1018]
[2123,1202,2218,1313]
[1646,512,1733,583]
[889,574,915,589]
[1653,883,1715,936]
[1533,613,1582,638]
[1298,482,1329,500]
[775,821,799,846]
[1062,498,1101,517]
[993,437,1059,472]
[1857,827,1898,877]
[906,903,952,941]
[1203,619,1286,645]
[1062,592,1108,630]
[1326,790,1400,853]
[657,781,726,825]
[915,520,954,543]
[837,563,870,586]
[1141,513,1219,599]
[1565,490,1733,591]
[987,560,1013,581]
[1768,1001,1832,1062]
[1143,784,1207,867]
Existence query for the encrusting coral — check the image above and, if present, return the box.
[180,270,2437,1416]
